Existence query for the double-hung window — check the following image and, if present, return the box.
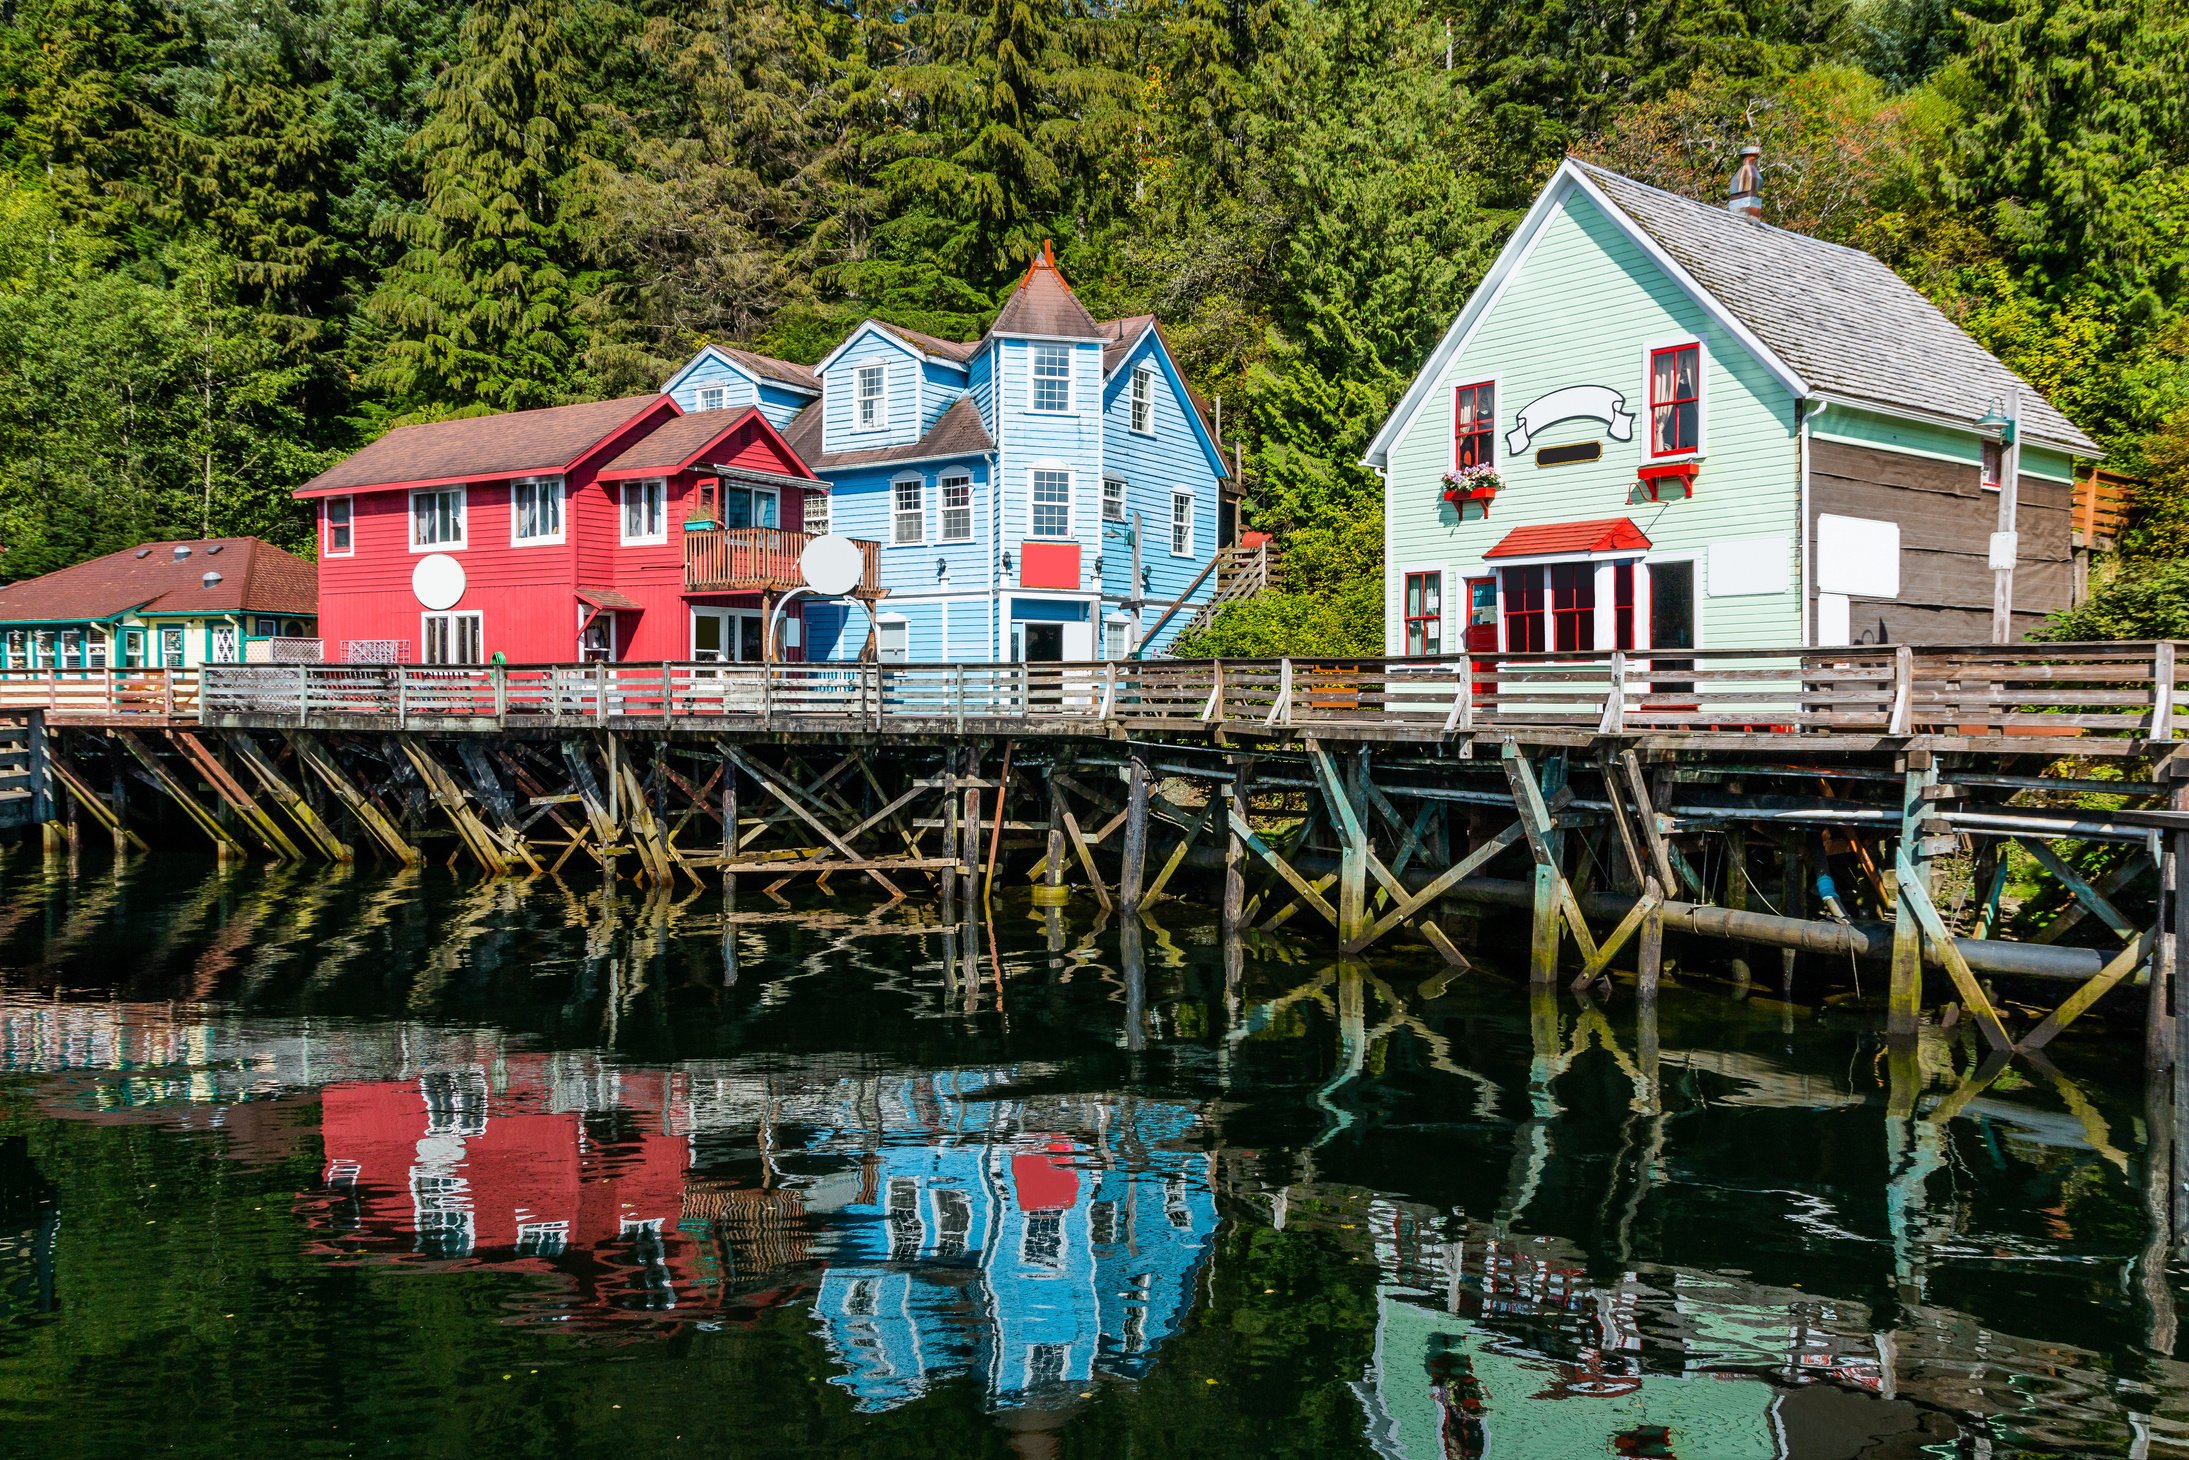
[411,487,465,550]
[1404,572,1442,656]
[421,611,483,664]
[1650,344,1700,456]
[855,364,886,430]
[1454,382,1495,469]
[511,477,563,544]
[1030,470,1071,538]
[940,474,973,542]
[1130,367,1155,433]
[324,496,353,556]
[802,488,830,535]
[1031,345,1072,412]
[1170,488,1194,556]
[697,386,725,413]
[892,479,924,544]
[1101,477,1126,523]
[620,479,666,544]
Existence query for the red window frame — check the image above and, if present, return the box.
[1649,344,1700,457]
[1500,566,1545,653]
[1454,382,1495,470]
[1403,572,1442,656]
[1501,563,1605,653]
[1549,563,1596,651]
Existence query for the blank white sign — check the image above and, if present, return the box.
[1816,514,1901,598]
[1705,536,1791,597]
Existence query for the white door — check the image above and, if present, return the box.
[1060,620,1094,662]
[693,608,765,663]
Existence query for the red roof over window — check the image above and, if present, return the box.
[1483,517,1652,559]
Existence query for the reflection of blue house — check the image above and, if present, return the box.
[661,246,1234,663]
[806,1071,1218,1411]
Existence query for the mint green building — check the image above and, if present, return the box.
[1365,156,2100,658]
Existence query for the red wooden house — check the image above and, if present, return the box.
[297,397,850,664]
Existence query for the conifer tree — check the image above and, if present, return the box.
[367,0,591,413]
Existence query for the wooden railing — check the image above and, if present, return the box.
[0,668,201,723]
[684,527,881,595]
[2074,468,2135,546]
[113,641,2184,749]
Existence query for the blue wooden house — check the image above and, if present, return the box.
[661,245,1235,662]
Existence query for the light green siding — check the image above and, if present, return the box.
[1382,190,1802,653]
[1811,403,1978,466]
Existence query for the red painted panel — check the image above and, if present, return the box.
[1019,541,1080,590]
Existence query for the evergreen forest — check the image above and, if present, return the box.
[0,0,2182,648]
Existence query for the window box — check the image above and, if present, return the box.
[1440,465,1503,504]
[1633,458,1701,503]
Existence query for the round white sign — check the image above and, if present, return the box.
[800,533,863,598]
[411,553,467,611]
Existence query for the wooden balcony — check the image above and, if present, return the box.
[683,527,881,596]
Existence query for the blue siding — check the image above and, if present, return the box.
[1101,334,1223,655]
[993,337,1105,582]
[660,348,813,429]
[968,348,995,434]
[918,358,966,434]
[823,328,922,454]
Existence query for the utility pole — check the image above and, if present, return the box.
[1989,388,2021,644]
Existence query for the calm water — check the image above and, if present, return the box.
[1,852,2186,1458]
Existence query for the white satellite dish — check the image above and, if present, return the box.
[800,533,863,598]
[412,553,466,611]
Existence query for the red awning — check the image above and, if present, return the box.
[1483,517,1651,559]
[576,586,643,611]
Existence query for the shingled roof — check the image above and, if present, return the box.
[299,395,666,495]
[715,347,820,392]
[783,395,995,472]
[1571,162,2098,454]
[0,539,317,623]
[989,240,1103,339]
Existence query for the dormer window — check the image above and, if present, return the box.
[1130,367,1155,434]
[697,386,725,413]
[856,364,886,430]
[1032,345,1072,413]
[1649,344,1701,456]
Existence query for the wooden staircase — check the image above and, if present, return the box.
[1142,541,1276,653]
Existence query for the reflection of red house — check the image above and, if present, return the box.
[312,1062,714,1337]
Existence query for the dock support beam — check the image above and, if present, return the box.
[1119,747,1150,913]
[1889,755,1937,1037]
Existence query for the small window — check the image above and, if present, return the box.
[877,618,908,663]
[1454,382,1495,469]
[856,363,886,430]
[511,477,563,544]
[621,479,666,544]
[252,616,278,637]
[1101,477,1126,523]
[1170,488,1194,556]
[4,629,24,667]
[422,611,483,664]
[1650,344,1700,456]
[411,487,464,549]
[85,631,108,669]
[1031,470,1071,538]
[1031,344,1072,412]
[802,488,830,535]
[697,386,725,413]
[1981,438,2004,492]
[1130,367,1155,434]
[1404,571,1442,656]
[1103,617,1131,659]
[159,628,184,667]
[892,479,924,544]
[940,474,973,542]
[752,487,779,529]
[325,496,353,556]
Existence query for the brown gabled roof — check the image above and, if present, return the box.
[989,241,1102,340]
[877,324,980,364]
[298,395,666,496]
[783,395,995,472]
[599,407,759,478]
[0,539,317,624]
[715,347,820,392]
[1100,314,1157,375]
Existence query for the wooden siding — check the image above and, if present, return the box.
[661,351,809,430]
[823,328,923,454]
[1381,191,1802,655]
[1808,436,2073,643]
[1101,331,1218,654]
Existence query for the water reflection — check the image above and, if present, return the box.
[1,859,2187,1456]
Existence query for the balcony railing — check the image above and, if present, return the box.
[684,527,881,596]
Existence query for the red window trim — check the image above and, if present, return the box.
[1648,343,1700,459]
[1453,381,1495,471]
[1403,571,1443,655]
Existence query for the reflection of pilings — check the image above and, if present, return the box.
[1120,916,1147,1051]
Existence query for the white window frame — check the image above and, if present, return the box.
[1029,344,1073,414]
[1640,336,1706,462]
[696,385,726,413]
[1130,366,1155,434]
[1101,476,1126,523]
[855,363,887,432]
[1028,467,1072,541]
[420,610,483,665]
[324,495,354,557]
[802,488,830,536]
[409,486,466,552]
[892,476,925,545]
[509,475,565,546]
[939,473,974,543]
[1169,487,1195,557]
[1103,615,1132,660]
[620,478,667,545]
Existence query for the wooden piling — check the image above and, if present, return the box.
[1118,747,1150,913]
[1888,756,1936,1038]
[291,731,419,865]
[227,732,350,862]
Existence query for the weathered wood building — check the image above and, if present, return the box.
[1367,153,2101,655]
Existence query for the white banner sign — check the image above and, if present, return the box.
[1504,385,1636,455]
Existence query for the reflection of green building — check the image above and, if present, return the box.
[1358,1289,1783,1459]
